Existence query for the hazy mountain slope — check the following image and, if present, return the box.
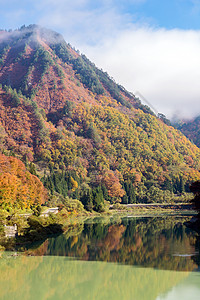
[0,25,199,207]
[176,116,200,148]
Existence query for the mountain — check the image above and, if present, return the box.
[0,25,152,114]
[0,24,200,210]
[176,116,200,148]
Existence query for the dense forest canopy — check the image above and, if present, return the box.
[0,25,200,211]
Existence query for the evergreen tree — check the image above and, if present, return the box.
[93,186,105,212]
[122,193,128,204]
[179,176,185,193]
[124,180,136,203]
[80,188,93,211]
[102,185,110,201]
[29,162,37,176]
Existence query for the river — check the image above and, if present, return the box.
[0,215,200,299]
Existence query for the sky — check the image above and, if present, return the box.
[1,0,200,119]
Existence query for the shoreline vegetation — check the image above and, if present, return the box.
[0,202,197,253]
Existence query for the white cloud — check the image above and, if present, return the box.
[84,27,200,119]
[38,0,133,46]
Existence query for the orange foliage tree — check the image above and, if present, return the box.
[0,154,47,209]
[102,170,125,202]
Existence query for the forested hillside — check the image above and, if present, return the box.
[176,116,200,148]
[0,25,200,211]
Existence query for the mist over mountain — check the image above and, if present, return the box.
[0,25,200,210]
[176,116,200,148]
[0,24,153,114]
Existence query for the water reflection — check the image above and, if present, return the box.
[24,216,200,272]
[0,255,195,300]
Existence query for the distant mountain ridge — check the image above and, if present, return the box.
[176,116,200,148]
[0,25,200,209]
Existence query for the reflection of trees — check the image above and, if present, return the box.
[123,219,197,271]
[0,256,190,300]
[191,236,200,268]
[190,181,200,217]
[186,181,200,268]
[28,217,198,271]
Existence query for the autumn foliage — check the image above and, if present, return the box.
[0,154,47,209]
[102,171,125,201]
[0,25,200,208]
[177,116,200,148]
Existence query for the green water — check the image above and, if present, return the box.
[0,256,199,300]
[0,216,200,300]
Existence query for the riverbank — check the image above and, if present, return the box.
[0,202,197,252]
[109,202,196,217]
